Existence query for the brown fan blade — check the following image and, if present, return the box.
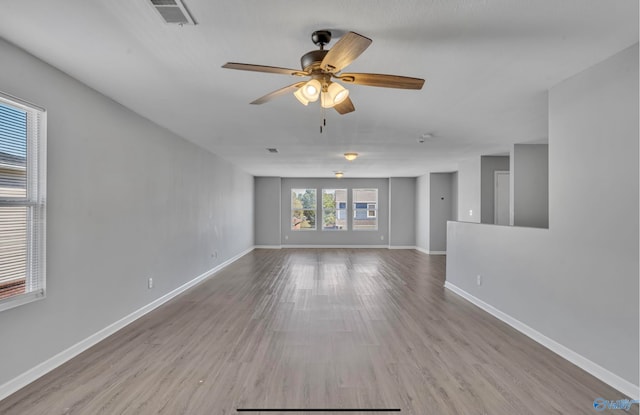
[320,32,372,73]
[250,82,306,105]
[222,62,308,77]
[333,97,355,115]
[338,73,425,90]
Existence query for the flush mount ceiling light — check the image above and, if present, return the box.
[334,171,344,178]
[344,152,358,161]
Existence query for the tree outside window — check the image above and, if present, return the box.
[291,188,316,230]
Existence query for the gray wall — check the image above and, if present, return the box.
[280,178,389,245]
[480,156,510,224]
[429,173,454,252]
[0,38,254,386]
[254,177,281,246]
[415,174,429,251]
[389,177,417,247]
[512,144,549,228]
[456,157,481,223]
[447,45,639,388]
[450,172,458,221]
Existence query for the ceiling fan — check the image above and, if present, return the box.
[222,30,425,115]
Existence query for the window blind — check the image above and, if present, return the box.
[0,94,46,309]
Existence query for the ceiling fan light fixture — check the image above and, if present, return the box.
[327,82,349,105]
[300,79,321,102]
[294,88,309,106]
[320,91,333,109]
[344,152,358,161]
[320,82,350,108]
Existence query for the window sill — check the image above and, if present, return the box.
[0,290,45,313]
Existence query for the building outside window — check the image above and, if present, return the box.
[353,188,378,230]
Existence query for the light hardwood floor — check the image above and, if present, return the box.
[0,249,635,414]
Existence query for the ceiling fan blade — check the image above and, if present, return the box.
[320,32,372,73]
[250,82,307,105]
[333,97,355,115]
[338,73,425,90]
[222,62,308,77]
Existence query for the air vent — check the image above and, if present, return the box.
[150,0,197,25]
[267,148,278,153]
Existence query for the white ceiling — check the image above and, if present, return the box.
[0,0,637,177]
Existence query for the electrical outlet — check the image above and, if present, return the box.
[285,235,289,240]
[380,235,384,240]
[476,275,482,286]
[214,250,218,258]
[148,277,153,289]
[469,209,473,216]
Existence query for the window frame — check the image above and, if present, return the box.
[352,188,379,231]
[321,188,348,231]
[290,188,317,231]
[0,91,47,312]
[367,203,377,218]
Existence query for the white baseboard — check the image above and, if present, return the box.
[388,245,417,250]
[444,281,640,400]
[0,246,255,402]
[414,247,447,255]
[254,245,282,249]
[281,244,389,249]
[415,246,429,254]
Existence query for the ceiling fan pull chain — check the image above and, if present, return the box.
[320,107,327,134]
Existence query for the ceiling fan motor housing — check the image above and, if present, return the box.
[300,49,329,72]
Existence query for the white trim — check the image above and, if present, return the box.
[281,244,388,249]
[0,246,255,402]
[444,281,640,399]
[414,247,447,255]
[388,245,417,250]
[254,245,282,249]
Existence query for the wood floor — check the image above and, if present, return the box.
[0,249,635,414]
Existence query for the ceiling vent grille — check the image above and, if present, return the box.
[150,0,197,25]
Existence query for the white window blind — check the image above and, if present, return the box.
[0,92,46,312]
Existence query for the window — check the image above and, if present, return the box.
[353,188,378,230]
[367,204,377,218]
[291,188,316,230]
[322,189,347,230]
[0,93,46,312]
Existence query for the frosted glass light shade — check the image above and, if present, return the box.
[300,79,321,102]
[327,82,349,105]
[320,82,349,108]
[294,88,309,105]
